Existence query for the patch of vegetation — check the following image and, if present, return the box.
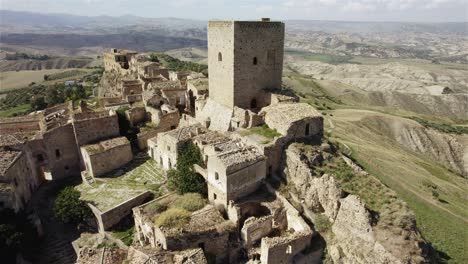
[241,124,282,143]
[44,69,86,81]
[54,187,92,225]
[149,53,207,75]
[314,214,332,232]
[0,69,96,116]
[112,226,134,247]
[144,202,167,215]
[173,193,206,212]
[0,104,31,117]
[0,209,38,263]
[5,52,50,61]
[409,116,468,135]
[323,156,395,213]
[154,208,191,228]
[167,142,206,194]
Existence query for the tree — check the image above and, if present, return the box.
[168,142,206,194]
[54,187,92,224]
[31,96,47,111]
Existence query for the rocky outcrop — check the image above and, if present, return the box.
[330,195,402,264]
[283,143,428,264]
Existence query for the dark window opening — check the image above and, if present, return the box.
[250,99,257,109]
[170,125,176,129]
[218,52,222,62]
[253,57,258,65]
[37,154,44,162]
[215,172,219,180]
[55,149,61,159]
[65,166,69,170]
[213,193,217,200]
[198,242,205,251]
[305,123,310,136]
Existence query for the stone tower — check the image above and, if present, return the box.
[208,19,285,110]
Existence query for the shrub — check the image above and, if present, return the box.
[54,187,92,224]
[144,202,167,216]
[154,208,191,228]
[167,142,206,194]
[314,214,332,232]
[173,193,206,212]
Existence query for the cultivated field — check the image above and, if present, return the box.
[0,69,63,92]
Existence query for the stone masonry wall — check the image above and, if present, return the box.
[82,141,133,177]
[91,191,152,233]
[233,21,284,110]
[73,114,120,146]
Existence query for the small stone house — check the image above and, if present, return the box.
[202,139,267,206]
[261,103,323,139]
[80,137,133,177]
[153,125,205,170]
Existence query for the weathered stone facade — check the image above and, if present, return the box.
[81,137,133,178]
[208,20,284,110]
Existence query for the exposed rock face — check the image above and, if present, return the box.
[283,143,428,264]
[330,195,401,264]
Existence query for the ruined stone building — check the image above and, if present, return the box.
[137,18,324,264]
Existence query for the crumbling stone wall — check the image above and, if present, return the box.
[43,124,81,179]
[81,138,133,177]
[241,216,274,247]
[73,112,120,146]
[0,117,41,134]
[260,232,312,264]
[1,151,40,212]
[90,191,152,233]
[125,107,147,127]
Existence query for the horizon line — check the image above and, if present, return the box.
[1,9,467,24]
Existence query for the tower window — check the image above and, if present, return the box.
[218,52,222,62]
[305,123,310,136]
[215,172,219,180]
[55,149,61,159]
[253,57,258,65]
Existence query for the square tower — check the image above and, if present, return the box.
[208,19,285,110]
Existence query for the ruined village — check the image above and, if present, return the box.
[1,19,429,264]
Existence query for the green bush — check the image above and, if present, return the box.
[154,208,191,228]
[167,142,206,194]
[173,193,206,212]
[54,187,92,224]
[314,214,332,232]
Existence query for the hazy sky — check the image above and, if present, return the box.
[2,0,467,22]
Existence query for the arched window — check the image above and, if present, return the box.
[218,52,222,62]
[253,57,258,65]
[250,98,257,109]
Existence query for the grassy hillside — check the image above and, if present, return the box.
[327,110,467,263]
[285,69,468,263]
